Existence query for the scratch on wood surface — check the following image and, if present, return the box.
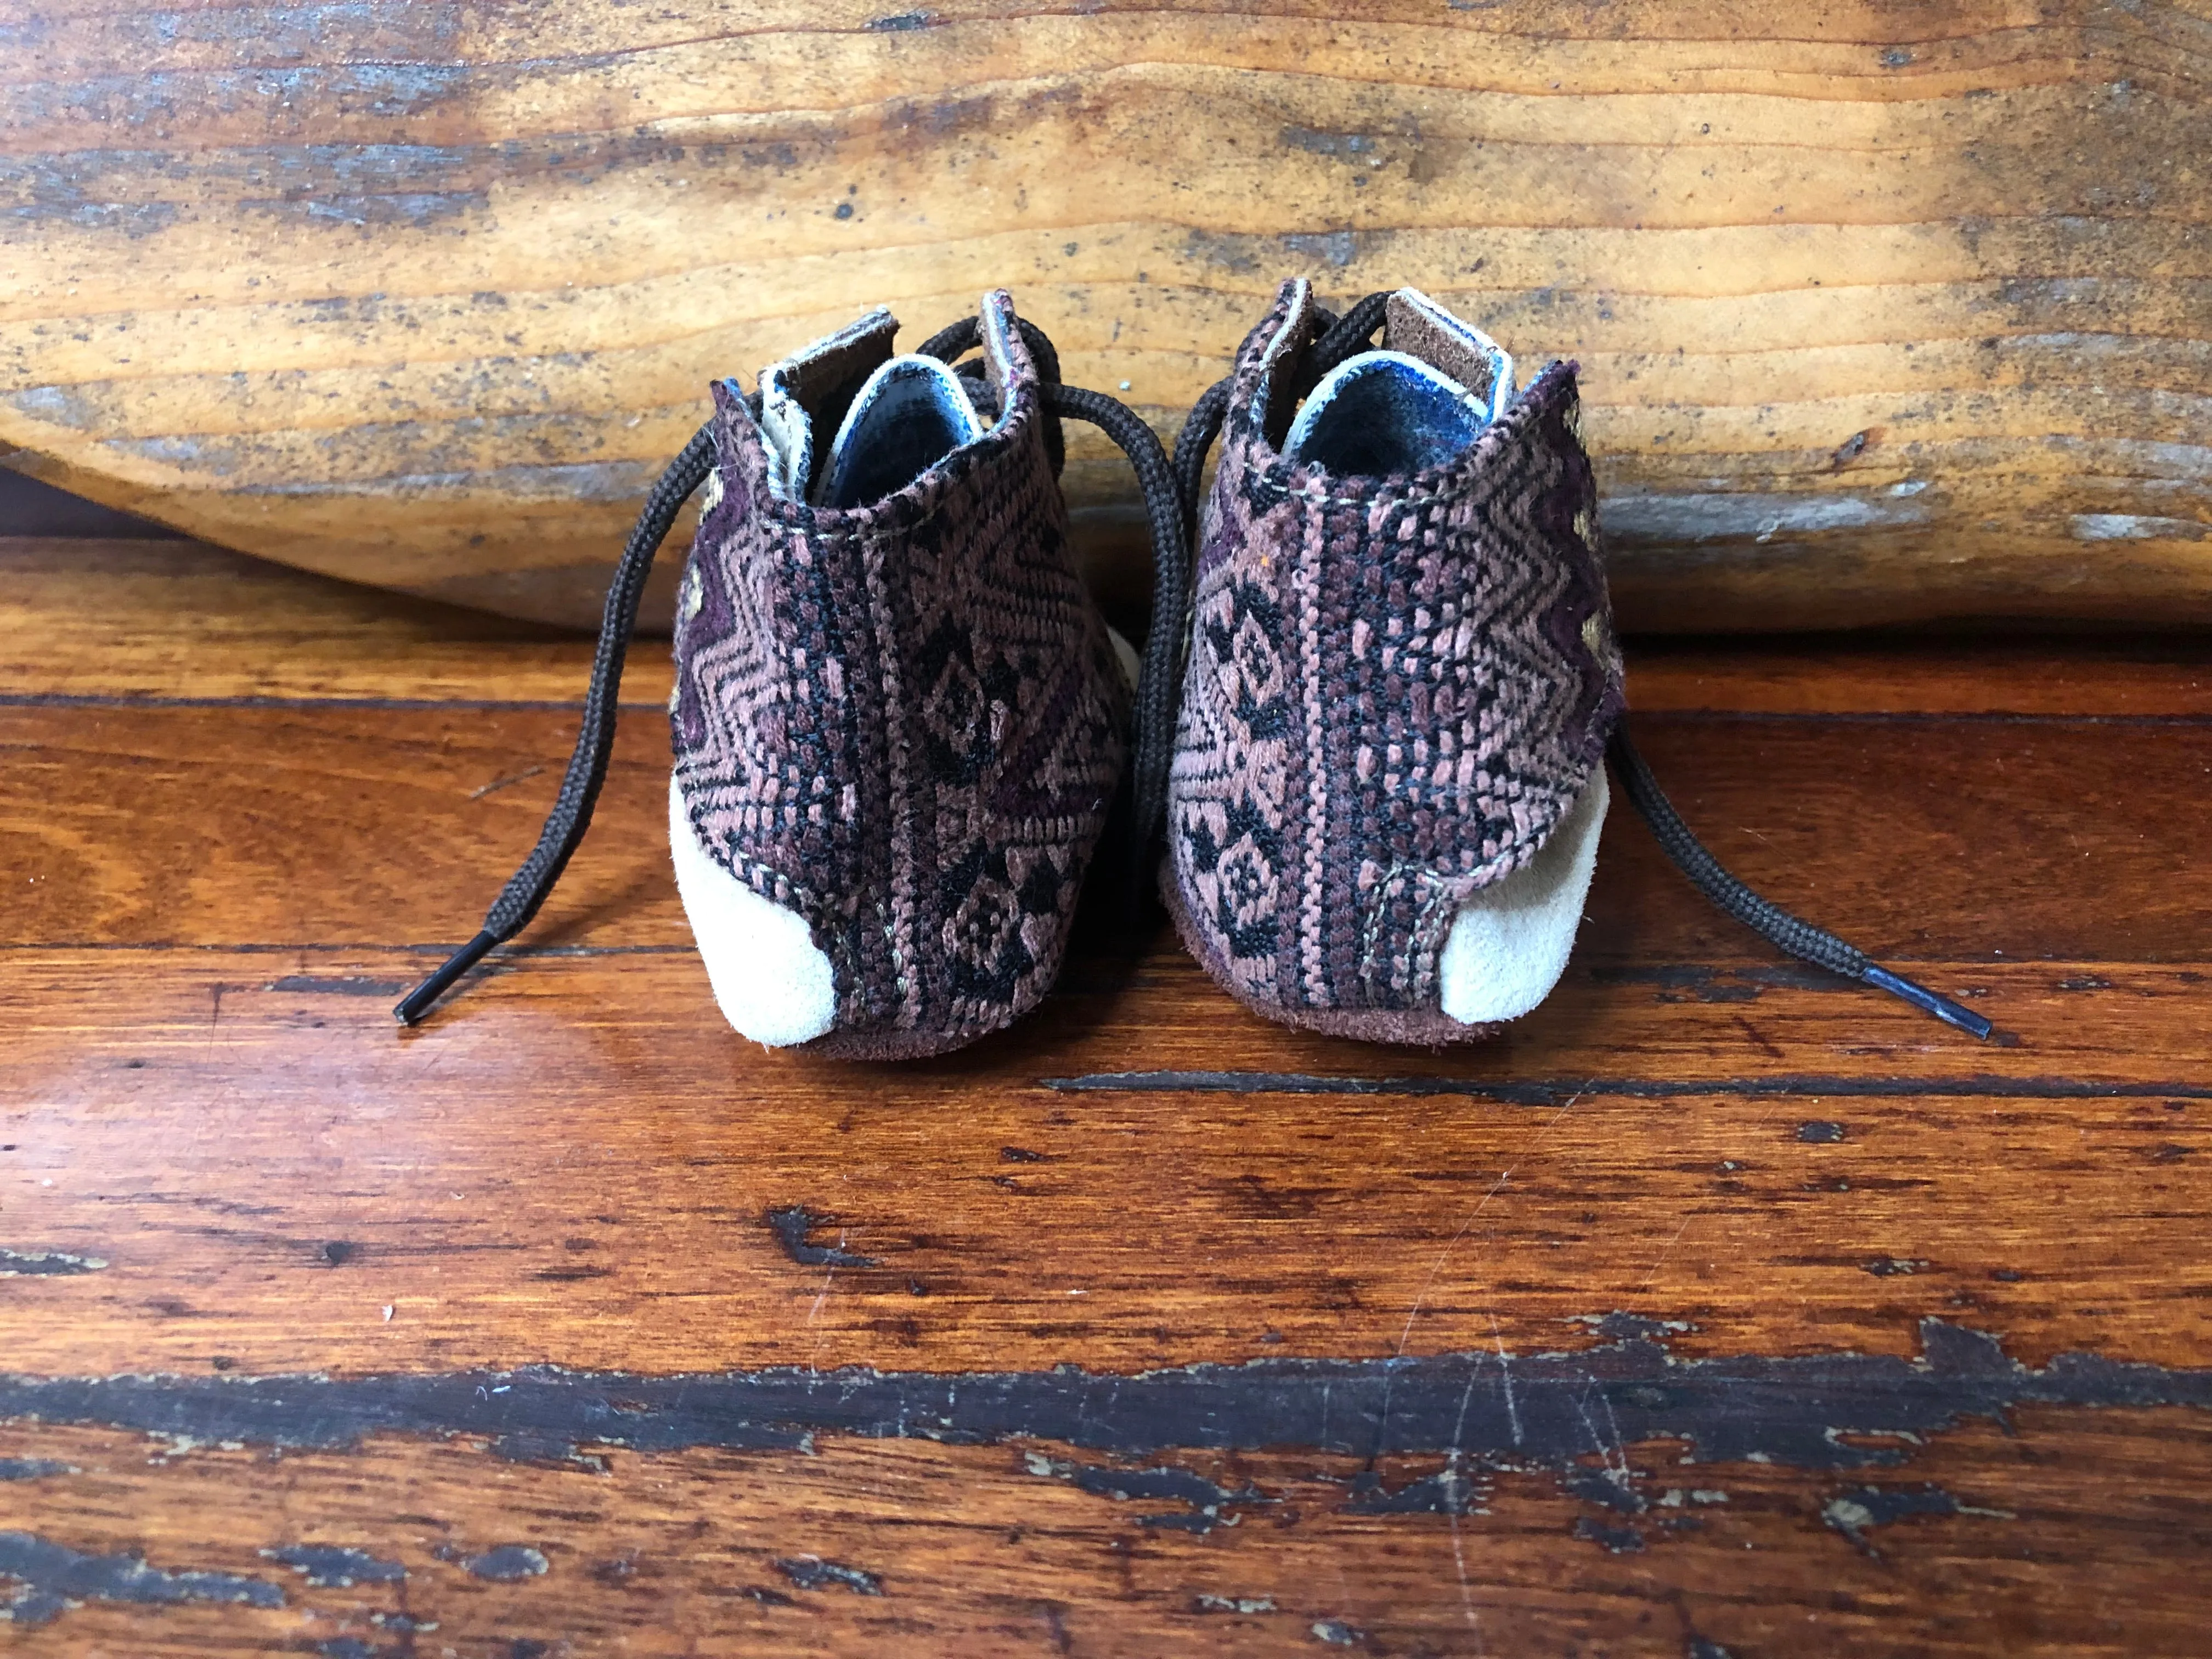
[1491,1318,1522,1449]
[469,764,545,799]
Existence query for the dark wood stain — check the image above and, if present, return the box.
[1049,1073,2212,1103]
[764,1207,881,1269]
[261,1543,408,1587]
[772,1556,884,1595]
[0,1528,286,1627]
[0,1319,2196,1483]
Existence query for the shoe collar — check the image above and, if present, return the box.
[752,291,1035,506]
[1249,279,1516,453]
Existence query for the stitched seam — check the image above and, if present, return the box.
[1237,464,1478,513]
[674,770,838,919]
[1296,507,1329,1007]
[859,539,918,1028]
[748,495,957,548]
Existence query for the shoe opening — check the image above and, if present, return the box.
[815,354,988,509]
[1282,349,1491,476]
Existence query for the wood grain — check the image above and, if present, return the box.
[0,538,647,704]
[10,693,2209,957]
[17,538,2212,715]
[9,948,2212,1380]
[3,1409,2208,1657]
[7,535,2212,1652]
[2,3,2207,630]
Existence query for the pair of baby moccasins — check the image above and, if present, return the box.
[399,280,1989,1053]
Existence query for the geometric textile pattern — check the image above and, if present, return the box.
[1165,279,1626,1026]
[672,292,1130,1054]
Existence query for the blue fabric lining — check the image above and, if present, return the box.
[817,356,987,509]
[1281,350,1491,477]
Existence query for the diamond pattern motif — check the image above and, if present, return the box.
[1166,280,1626,1019]
[672,294,1129,1049]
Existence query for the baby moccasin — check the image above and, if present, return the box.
[1163,279,1990,1044]
[399,291,1188,1058]
[1161,279,1617,1042]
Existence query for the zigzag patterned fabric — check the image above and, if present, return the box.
[672,293,1130,1057]
[1164,280,1626,1037]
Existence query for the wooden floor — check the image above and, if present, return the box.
[5,536,2212,1655]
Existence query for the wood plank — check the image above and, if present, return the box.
[0,1406,2205,1656]
[0,538,648,706]
[4,947,2210,1378]
[6,696,2208,961]
[8,538,2212,1650]
[10,537,2212,716]
[4,541,2208,1374]
[2,3,2205,630]
[1623,633,2212,718]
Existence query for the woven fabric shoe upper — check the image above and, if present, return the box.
[1165,278,1625,1031]
[394,286,1989,1046]
[671,291,1130,1053]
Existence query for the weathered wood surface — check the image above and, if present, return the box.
[3,2,2209,632]
[3,1411,2211,1657]
[6,533,2212,1651]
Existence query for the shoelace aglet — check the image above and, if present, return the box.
[394,930,500,1026]
[1861,964,1994,1041]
